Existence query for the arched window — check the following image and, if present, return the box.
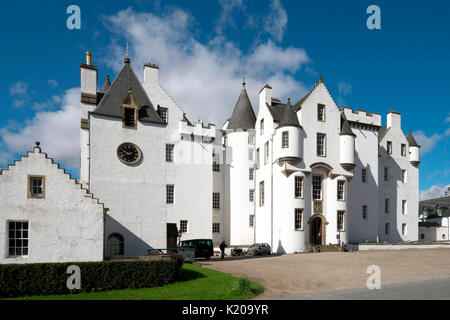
[107,233,124,256]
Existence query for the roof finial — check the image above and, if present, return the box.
[242,76,246,88]
[287,97,291,106]
[319,75,323,83]
[124,41,130,63]
[34,141,41,152]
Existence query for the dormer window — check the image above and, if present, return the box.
[123,107,136,128]
[157,106,168,124]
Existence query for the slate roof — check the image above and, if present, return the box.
[93,61,165,125]
[340,114,356,137]
[420,196,450,218]
[100,74,111,93]
[407,130,420,147]
[378,126,389,142]
[267,101,301,129]
[227,84,256,130]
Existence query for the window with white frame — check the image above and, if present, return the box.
[337,180,345,201]
[248,148,253,161]
[317,104,325,121]
[166,185,174,204]
[384,167,389,181]
[249,168,254,180]
[295,176,303,198]
[362,205,368,220]
[249,189,254,202]
[8,221,28,256]
[264,141,269,164]
[337,211,345,231]
[259,181,265,206]
[212,153,220,172]
[282,131,289,148]
[180,220,188,233]
[312,175,323,200]
[260,119,264,135]
[317,133,326,157]
[402,223,407,235]
[255,148,260,168]
[402,200,407,215]
[387,141,392,154]
[295,209,303,231]
[385,198,389,214]
[212,223,220,233]
[249,215,255,227]
[385,222,390,235]
[166,144,174,162]
[401,169,407,183]
[401,143,406,156]
[362,168,367,183]
[248,134,254,145]
[157,106,168,124]
[213,192,220,209]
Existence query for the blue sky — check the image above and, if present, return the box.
[0,0,449,199]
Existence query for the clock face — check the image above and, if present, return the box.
[117,143,142,165]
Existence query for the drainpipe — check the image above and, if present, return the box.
[270,132,275,251]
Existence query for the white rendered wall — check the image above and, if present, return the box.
[0,149,104,264]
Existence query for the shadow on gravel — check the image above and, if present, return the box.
[198,253,285,264]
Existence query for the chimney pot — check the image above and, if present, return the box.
[86,51,92,65]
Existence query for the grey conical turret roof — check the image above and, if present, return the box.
[100,74,111,93]
[340,114,356,137]
[227,80,256,130]
[407,130,420,147]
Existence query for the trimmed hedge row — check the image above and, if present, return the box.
[0,255,183,298]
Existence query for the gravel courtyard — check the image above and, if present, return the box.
[197,248,450,299]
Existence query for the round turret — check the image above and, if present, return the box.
[274,126,303,165]
[339,117,356,171]
[407,130,420,167]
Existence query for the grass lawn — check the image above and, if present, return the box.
[8,263,264,300]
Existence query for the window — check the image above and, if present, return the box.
[337,211,345,231]
[317,104,325,121]
[401,143,407,156]
[337,180,345,201]
[249,168,254,180]
[107,233,124,256]
[260,119,264,135]
[256,148,260,169]
[295,177,303,198]
[317,133,326,156]
[166,144,174,162]
[123,107,136,128]
[312,175,323,200]
[264,141,269,164]
[28,176,45,199]
[180,220,188,233]
[166,185,174,204]
[8,221,28,256]
[402,200,407,215]
[401,170,407,183]
[385,223,390,235]
[213,192,220,209]
[212,153,220,172]
[259,181,265,206]
[384,167,389,181]
[362,205,368,220]
[157,106,168,124]
[248,134,254,145]
[387,141,392,154]
[249,189,254,202]
[385,198,389,214]
[249,215,255,227]
[295,209,303,231]
[212,223,220,233]
[248,149,253,161]
[282,131,289,148]
[362,168,367,183]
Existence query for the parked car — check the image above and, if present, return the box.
[179,239,214,260]
[248,243,272,256]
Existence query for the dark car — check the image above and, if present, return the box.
[248,243,271,256]
[179,239,214,260]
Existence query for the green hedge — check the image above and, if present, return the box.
[0,255,183,298]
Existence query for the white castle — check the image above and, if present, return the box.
[0,51,421,263]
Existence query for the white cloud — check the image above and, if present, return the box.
[1,88,80,170]
[420,184,450,200]
[445,113,450,123]
[264,0,288,42]
[48,79,59,88]
[413,130,446,155]
[216,0,245,34]
[338,82,352,96]
[9,81,30,108]
[102,7,310,125]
